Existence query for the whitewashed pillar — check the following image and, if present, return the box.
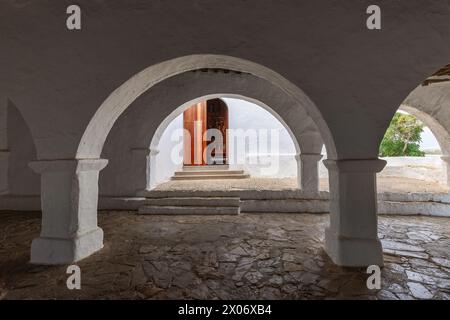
[295,153,323,193]
[29,159,108,265]
[323,159,386,267]
[148,148,160,190]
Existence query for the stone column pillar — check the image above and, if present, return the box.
[148,148,160,190]
[29,159,108,265]
[295,153,323,193]
[441,156,450,188]
[323,159,386,267]
[131,148,151,193]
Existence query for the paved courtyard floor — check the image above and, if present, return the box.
[0,211,449,300]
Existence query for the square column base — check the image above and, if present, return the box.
[325,227,383,267]
[30,227,104,265]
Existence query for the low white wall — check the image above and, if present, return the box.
[318,155,446,182]
[379,155,446,183]
[245,155,447,182]
[243,154,297,177]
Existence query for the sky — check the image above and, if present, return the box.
[223,98,296,155]
[420,127,440,151]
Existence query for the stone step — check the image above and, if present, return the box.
[182,165,230,171]
[144,197,240,207]
[171,173,250,180]
[174,170,245,176]
[138,189,328,200]
[138,205,240,215]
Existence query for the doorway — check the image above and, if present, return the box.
[183,98,229,166]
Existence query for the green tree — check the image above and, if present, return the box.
[379,112,425,157]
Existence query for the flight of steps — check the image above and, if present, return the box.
[138,196,241,215]
[171,165,250,181]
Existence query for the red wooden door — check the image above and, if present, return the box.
[183,99,228,166]
[183,101,207,165]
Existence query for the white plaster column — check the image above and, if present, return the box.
[148,148,160,190]
[441,156,450,188]
[29,159,108,265]
[131,148,152,193]
[323,159,387,267]
[296,153,323,192]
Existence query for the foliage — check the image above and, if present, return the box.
[379,112,425,157]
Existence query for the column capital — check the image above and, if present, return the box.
[296,153,322,193]
[323,159,386,173]
[29,159,108,174]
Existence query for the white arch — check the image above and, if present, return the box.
[77,54,336,159]
[399,104,450,155]
[150,93,301,154]
[147,94,303,190]
[399,103,450,187]
[98,68,325,196]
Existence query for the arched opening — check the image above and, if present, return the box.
[376,105,450,216]
[379,106,450,189]
[148,95,302,191]
[30,55,339,265]
[97,68,323,198]
[0,99,40,211]
[375,64,450,218]
[371,70,450,297]
[399,105,450,189]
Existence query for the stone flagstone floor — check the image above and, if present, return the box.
[0,211,449,299]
